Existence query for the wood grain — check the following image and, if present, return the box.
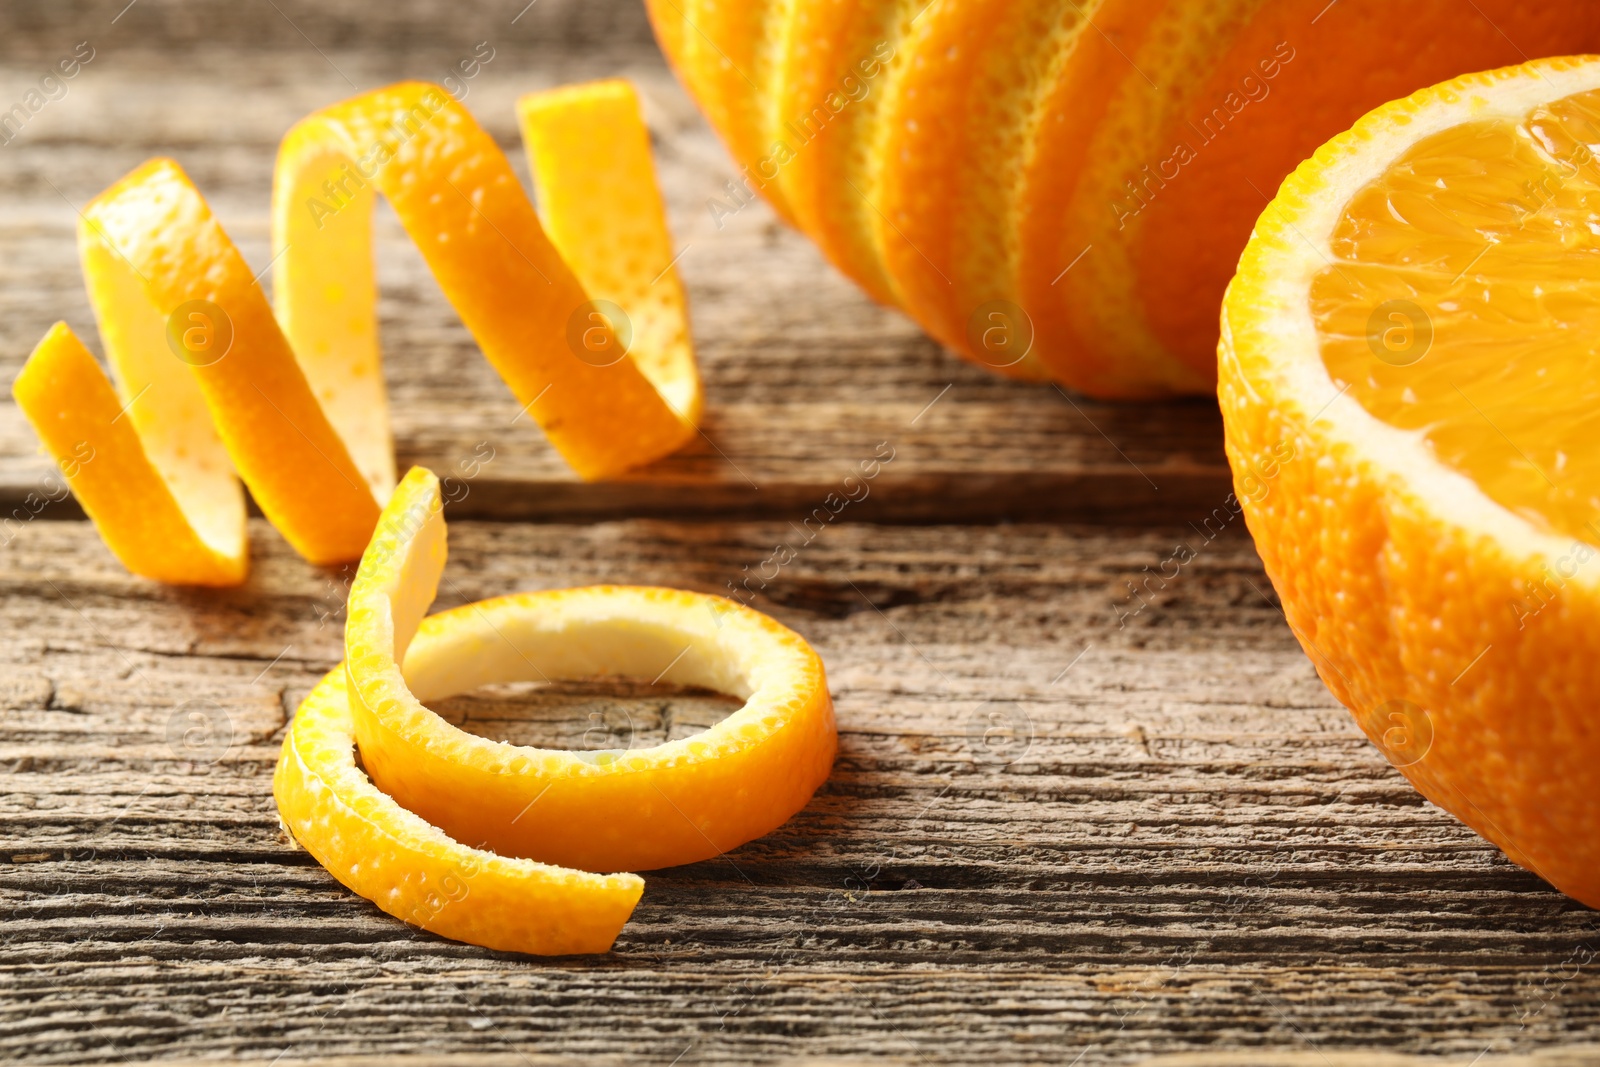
[4,518,1600,1065]
[0,1,1596,1065]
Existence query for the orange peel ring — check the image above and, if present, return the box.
[274,467,838,953]
[11,79,700,585]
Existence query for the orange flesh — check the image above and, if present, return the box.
[1311,87,1600,546]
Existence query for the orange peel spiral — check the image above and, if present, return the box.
[273,663,644,956]
[273,465,837,953]
[341,466,839,874]
[10,78,699,585]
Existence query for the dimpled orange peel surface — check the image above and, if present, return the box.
[646,0,1600,396]
[342,467,838,874]
[12,78,699,585]
[1219,56,1600,908]
[273,665,645,955]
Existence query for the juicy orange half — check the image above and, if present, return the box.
[342,467,838,873]
[13,79,698,585]
[1221,56,1600,907]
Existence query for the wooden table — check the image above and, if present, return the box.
[1,1,1596,1064]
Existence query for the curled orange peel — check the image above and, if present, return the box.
[11,321,247,586]
[11,78,699,584]
[342,466,838,875]
[273,665,644,955]
[274,464,835,952]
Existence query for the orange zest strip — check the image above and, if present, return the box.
[77,158,382,566]
[343,467,838,874]
[274,665,644,955]
[518,80,701,425]
[273,80,698,484]
[11,322,247,585]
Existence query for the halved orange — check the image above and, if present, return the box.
[1221,56,1600,907]
[342,467,838,873]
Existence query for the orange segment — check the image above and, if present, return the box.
[344,467,837,873]
[518,80,701,424]
[1220,56,1600,908]
[11,322,246,585]
[274,666,643,955]
[82,158,380,565]
[273,81,696,482]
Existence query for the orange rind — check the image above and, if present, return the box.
[11,322,247,586]
[517,80,701,425]
[343,467,838,873]
[274,80,698,483]
[12,78,699,585]
[274,665,644,955]
[84,157,381,566]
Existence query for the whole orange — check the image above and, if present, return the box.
[648,0,1600,396]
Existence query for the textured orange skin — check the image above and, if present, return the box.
[1219,59,1600,909]
[12,80,701,586]
[345,468,839,874]
[872,0,1009,366]
[653,0,1600,395]
[11,323,246,586]
[662,0,801,228]
[763,0,904,307]
[518,81,702,425]
[276,82,696,482]
[84,159,379,565]
[1014,0,1175,395]
[275,666,643,955]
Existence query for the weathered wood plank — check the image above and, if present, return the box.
[3,518,1598,1064]
[1,2,1597,1064]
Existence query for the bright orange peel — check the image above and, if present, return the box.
[343,466,838,873]
[517,79,701,425]
[11,322,247,586]
[274,79,697,483]
[12,78,699,585]
[274,664,643,955]
[20,158,381,575]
